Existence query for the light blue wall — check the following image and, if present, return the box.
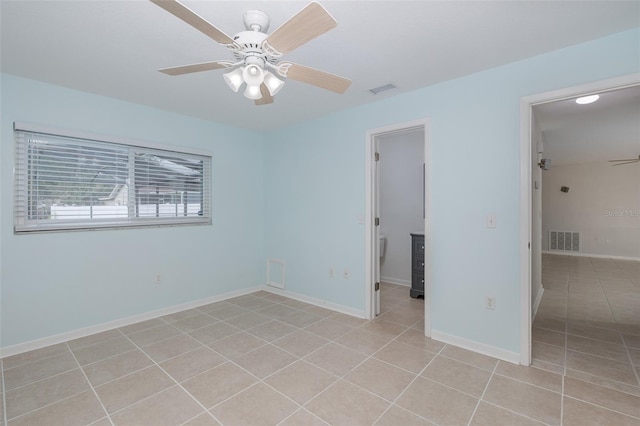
[0,75,265,348]
[263,28,640,353]
[2,28,638,354]
[263,119,368,309]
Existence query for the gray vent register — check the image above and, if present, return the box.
[549,231,580,252]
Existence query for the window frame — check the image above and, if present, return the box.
[13,122,212,234]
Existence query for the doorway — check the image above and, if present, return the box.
[519,73,640,365]
[365,118,431,336]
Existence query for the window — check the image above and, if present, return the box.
[14,123,211,233]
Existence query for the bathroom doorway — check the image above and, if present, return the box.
[365,118,431,336]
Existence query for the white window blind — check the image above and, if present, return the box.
[14,124,211,233]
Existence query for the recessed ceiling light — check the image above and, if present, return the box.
[575,94,599,104]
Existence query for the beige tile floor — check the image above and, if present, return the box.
[1,256,639,426]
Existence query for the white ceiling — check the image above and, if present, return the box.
[535,85,640,166]
[1,1,639,131]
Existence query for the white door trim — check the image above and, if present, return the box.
[519,72,640,365]
[365,118,432,337]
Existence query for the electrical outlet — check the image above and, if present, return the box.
[343,269,350,279]
[329,268,334,278]
[485,296,496,310]
[156,274,161,284]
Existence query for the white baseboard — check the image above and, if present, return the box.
[542,250,640,262]
[380,276,411,287]
[532,286,544,320]
[431,330,521,365]
[261,286,366,319]
[0,286,262,358]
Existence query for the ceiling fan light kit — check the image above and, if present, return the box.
[263,71,285,96]
[151,0,351,105]
[223,67,244,92]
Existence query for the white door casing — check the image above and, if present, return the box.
[374,148,381,316]
[519,73,640,366]
[365,118,431,336]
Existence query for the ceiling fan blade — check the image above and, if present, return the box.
[608,155,640,162]
[612,160,639,166]
[262,2,337,55]
[279,63,351,94]
[150,0,237,47]
[159,61,234,76]
[254,84,274,106]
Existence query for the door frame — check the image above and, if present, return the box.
[518,72,640,365]
[365,118,432,336]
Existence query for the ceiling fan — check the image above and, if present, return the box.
[608,155,640,166]
[150,0,351,105]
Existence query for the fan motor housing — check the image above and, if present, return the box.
[231,31,278,65]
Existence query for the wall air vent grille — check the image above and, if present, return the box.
[549,231,580,252]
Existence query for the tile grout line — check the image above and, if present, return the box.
[607,262,640,389]
[122,315,304,407]
[105,383,184,418]
[263,317,417,424]
[3,367,110,422]
[66,330,125,352]
[1,347,70,373]
[177,411,205,426]
[368,341,447,426]
[541,256,640,424]
[82,361,158,390]
[623,337,640,387]
[192,321,344,423]
[226,320,364,415]
[596,268,621,350]
[563,345,637,367]
[490,371,563,395]
[72,347,142,371]
[115,328,224,425]
[365,348,436,377]
[560,270,570,426]
[563,394,640,421]
[5,387,102,424]
[124,324,188,348]
[560,373,565,426]
[560,258,640,396]
[1,292,320,369]
[466,361,499,426]
[480,400,557,425]
[563,270,569,378]
[577,263,639,387]
[275,407,330,426]
[365,293,444,424]
[563,366,640,396]
[178,410,224,426]
[117,298,345,423]
[434,351,500,374]
[564,330,626,347]
[65,342,115,426]
[7,275,635,425]
[2,365,82,394]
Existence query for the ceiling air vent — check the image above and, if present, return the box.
[369,83,397,95]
